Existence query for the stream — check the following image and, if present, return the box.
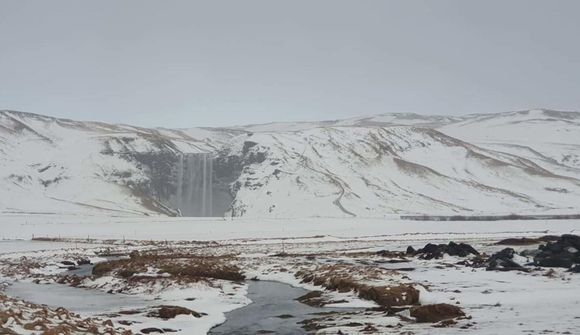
[210,280,357,335]
[2,280,153,315]
[1,252,358,334]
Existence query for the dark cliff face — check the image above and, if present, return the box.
[99,136,181,215]
[100,135,269,217]
[213,140,269,217]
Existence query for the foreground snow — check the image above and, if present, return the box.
[0,217,579,334]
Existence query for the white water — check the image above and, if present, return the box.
[174,153,215,217]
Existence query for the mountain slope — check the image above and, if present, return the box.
[226,126,580,217]
[1,109,579,217]
[0,111,239,216]
[439,109,580,178]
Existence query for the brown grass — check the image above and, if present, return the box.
[358,285,419,306]
[91,252,244,282]
[146,305,202,319]
[410,303,465,323]
[296,265,419,307]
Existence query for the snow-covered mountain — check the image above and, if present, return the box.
[1,109,579,217]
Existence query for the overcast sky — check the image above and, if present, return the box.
[1,0,579,127]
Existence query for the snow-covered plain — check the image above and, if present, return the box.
[1,214,579,241]
[1,216,579,334]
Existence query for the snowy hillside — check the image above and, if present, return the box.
[1,109,579,217]
[0,111,239,216]
[440,109,580,177]
[228,125,580,217]
[234,113,466,133]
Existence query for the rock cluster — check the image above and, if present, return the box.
[406,242,479,259]
[534,234,580,271]
[486,248,527,272]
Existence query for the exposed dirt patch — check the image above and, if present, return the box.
[296,291,325,307]
[496,237,543,246]
[147,305,202,319]
[92,252,244,282]
[358,284,419,307]
[411,304,465,323]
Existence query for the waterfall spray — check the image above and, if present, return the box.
[174,153,214,217]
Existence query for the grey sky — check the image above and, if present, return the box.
[1,0,579,128]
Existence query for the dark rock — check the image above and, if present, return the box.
[570,265,580,273]
[242,141,258,154]
[410,304,465,323]
[406,246,416,255]
[534,234,580,269]
[539,235,561,243]
[486,248,527,272]
[410,242,479,259]
[536,257,575,268]
[493,247,515,260]
[520,249,541,257]
[76,258,91,265]
[448,242,479,257]
[141,328,164,334]
[61,260,76,266]
[147,305,201,319]
[561,234,580,248]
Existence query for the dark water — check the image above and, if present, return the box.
[63,263,94,277]
[210,280,356,335]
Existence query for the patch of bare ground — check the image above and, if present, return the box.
[358,285,419,306]
[92,251,244,283]
[295,264,419,307]
[496,235,560,246]
[496,237,542,245]
[296,290,325,307]
[146,305,203,319]
[0,293,131,334]
[410,303,465,323]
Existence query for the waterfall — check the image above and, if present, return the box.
[173,153,215,217]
